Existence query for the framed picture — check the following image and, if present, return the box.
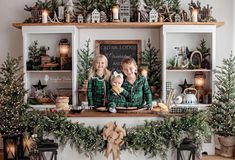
[190,50,202,68]
[95,40,141,72]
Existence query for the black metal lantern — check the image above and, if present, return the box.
[177,138,197,160]
[3,135,23,160]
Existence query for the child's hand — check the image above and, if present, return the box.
[112,85,120,95]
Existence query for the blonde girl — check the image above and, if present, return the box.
[87,54,111,107]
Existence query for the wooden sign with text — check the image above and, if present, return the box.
[95,40,141,72]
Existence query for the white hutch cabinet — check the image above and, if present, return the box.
[22,26,78,108]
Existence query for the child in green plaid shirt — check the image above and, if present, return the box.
[120,57,152,109]
[108,71,129,113]
[87,54,111,108]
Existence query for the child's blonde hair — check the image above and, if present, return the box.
[110,71,124,84]
[121,56,138,71]
[89,54,111,81]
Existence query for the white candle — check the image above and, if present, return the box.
[192,9,198,22]
[112,7,119,20]
[42,10,48,23]
[65,13,70,23]
[138,12,141,22]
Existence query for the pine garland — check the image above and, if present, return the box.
[21,110,209,159]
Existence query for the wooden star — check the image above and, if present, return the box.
[32,80,47,90]
[159,5,176,22]
[178,79,193,93]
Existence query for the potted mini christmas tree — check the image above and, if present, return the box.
[77,39,94,103]
[141,38,161,99]
[208,54,235,157]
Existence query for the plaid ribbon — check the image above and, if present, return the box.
[170,106,198,113]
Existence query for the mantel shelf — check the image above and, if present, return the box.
[13,22,224,29]
[166,69,212,72]
[27,70,72,73]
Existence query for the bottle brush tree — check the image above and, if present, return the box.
[142,38,161,88]
[77,39,94,87]
[208,54,235,136]
[0,54,28,135]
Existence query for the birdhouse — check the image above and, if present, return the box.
[77,14,84,23]
[149,8,158,22]
[92,9,100,23]
[174,13,181,22]
[119,0,130,22]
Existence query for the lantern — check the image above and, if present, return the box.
[59,39,70,57]
[194,71,205,88]
[112,1,120,22]
[3,135,22,160]
[22,134,32,158]
[194,71,206,103]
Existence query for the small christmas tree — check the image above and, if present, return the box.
[0,54,28,135]
[197,39,210,69]
[209,54,235,136]
[77,39,94,87]
[142,39,161,95]
[197,39,210,57]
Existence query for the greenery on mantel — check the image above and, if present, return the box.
[21,110,209,159]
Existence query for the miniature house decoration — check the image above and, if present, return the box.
[149,8,158,22]
[77,14,83,23]
[119,0,130,22]
[174,14,181,22]
[92,9,100,23]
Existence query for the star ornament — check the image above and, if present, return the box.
[32,80,47,90]
[179,79,193,93]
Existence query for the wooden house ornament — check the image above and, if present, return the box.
[119,0,130,22]
[149,8,158,22]
[174,13,181,22]
[77,14,84,23]
[92,9,100,23]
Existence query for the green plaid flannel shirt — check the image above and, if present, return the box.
[122,75,152,108]
[87,75,109,107]
[107,89,129,108]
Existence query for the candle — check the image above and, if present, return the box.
[138,12,141,22]
[42,10,48,23]
[65,13,70,23]
[7,143,15,158]
[192,9,198,22]
[112,6,119,20]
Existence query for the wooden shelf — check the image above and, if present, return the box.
[13,22,225,29]
[66,109,182,117]
[27,70,72,73]
[166,69,212,72]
